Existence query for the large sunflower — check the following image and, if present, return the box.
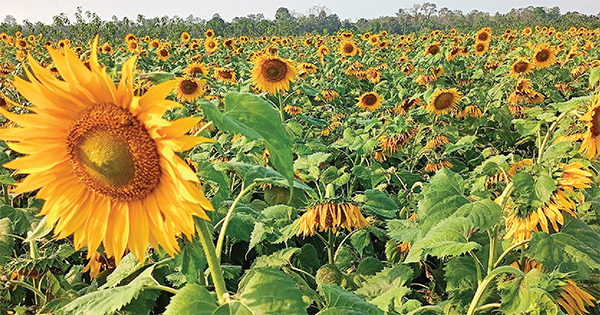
[532,42,556,69]
[0,37,214,265]
[339,40,358,56]
[427,88,462,115]
[250,54,298,94]
[509,57,533,78]
[356,92,383,111]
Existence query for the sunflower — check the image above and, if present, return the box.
[424,135,449,150]
[213,67,237,84]
[149,39,161,49]
[578,93,600,158]
[126,41,139,53]
[456,105,483,118]
[425,160,453,173]
[100,43,113,54]
[0,37,214,265]
[205,29,214,38]
[174,77,206,102]
[125,34,137,42]
[532,42,556,69]
[356,92,383,111]
[250,54,298,94]
[424,43,441,56]
[321,89,339,102]
[476,29,491,42]
[184,62,209,77]
[284,105,302,116]
[339,40,358,56]
[522,27,533,36]
[180,32,190,42]
[156,46,170,60]
[204,38,219,53]
[427,88,461,115]
[474,41,489,55]
[296,202,369,237]
[504,162,593,245]
[15,38,28,50]
[509,57,533,78]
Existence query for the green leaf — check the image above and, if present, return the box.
[24,216,52,242]
[319,285,383,315]
[512,172,535,197]
[226,213,255,242]
[590,66,600,88]
[451,199,503,232]
[534,175,556,206]
[194,160,230,209]
[497,269,558,315]
[529,216,600,277]
[199,92,294,196]
[513,119,541,137]
[252,248,300,268]
[351,229,372,256]
[356,257,384,276]
[215,268,308,315]
[316,308,373,315]
[444,256,478,293]
[405,217,481,263]
[100,253,143,289]
[363,190,398,218]
[179,238,207,284]
[417,168,470,235]
[0,217,14,265]
[295,152,331,181]
[0,205,37,234]
[299,84,320,96]
[541,141,572,162]
[551,95,591,113]
[354,264,413,303]
[386,220,420,243]
[61,266,156,315]
[164,284,217,315]
[215,162,314,195]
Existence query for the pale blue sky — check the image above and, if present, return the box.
[1,0,599,24]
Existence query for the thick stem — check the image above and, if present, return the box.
[215,182,258,259]
[327,230,335,265]
[145,284,179,295]
[493,239,530,269]
[196,219,228,305]
[487,224,499,275]
[466,266,524,315]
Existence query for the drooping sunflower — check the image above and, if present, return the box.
[356,92,383,111]
[427,88,461,115]
[174,77,206,102]
[339,40,358,56]
[250,54,298,94]
[0,37,214,265]
[424,43,441,56]
[296,202,369,237]
[532,42,556,69]
[509,57,533,78]
[424,135,449,150]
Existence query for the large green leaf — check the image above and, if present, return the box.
[252,248,300,268]
[417,168,470,235]
[354,264,413,308]
[386,219,420,243]
[451,199,502,232]
[213,268,308,315]
[319,285,383,315]
[61,266,156,315]
[529,216,600,277]
[164,284,217,315]
[0,205,37,234]
[178,238,208,284]
[193,160,230,209]
[444,256,478,293]
[199,92,294,195]
[405,217,481,263]
[497,269,559,315]
[100,253,143,289]
[363,190,398,218]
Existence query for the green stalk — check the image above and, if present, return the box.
[8,280,45,304]
[2,184,9,205]
[215,182,258,259]
[466,266,524,315]
[487,224,499,275]
[493,239,530,269]
[195,219,228,305]
[537,109,570,164]
[327,230,336,265]
[278,92,284,121]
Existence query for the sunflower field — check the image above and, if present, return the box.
[0,24,599,315]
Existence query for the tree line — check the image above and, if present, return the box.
[1,3,599,42]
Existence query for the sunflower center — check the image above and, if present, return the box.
[262,59,287,82]
[434,93,454,110]
[181,80,198,94]
[160,49,168,57]
[592,108,600,136]
[66,103,161,201]
[536,50,550,62]
[343,44,354,53]
[514,61,529,73]
[364,94,377,106]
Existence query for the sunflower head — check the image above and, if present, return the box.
[474,41,489,55]
[425,43,441,56]
[509,58,533,78]
[295,202,369,236]
[356,92,383,111]
[184,62,209,77]
[427,88,461,115]
[339,40,358,56]
[533,42,556,69]
[174,77,206,102]
[250,54,298,94]
[0,37,214,266]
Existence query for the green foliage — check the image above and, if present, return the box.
[0,217,14,264]
[319,285,383,315]
[164,284,217,315]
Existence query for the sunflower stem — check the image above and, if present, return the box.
[487,224,500,275]
[215,182,258,260]
[327,230,335,265]
[493,238,530,269]
[278,92,284,121]
[195,219,228,305]
[192,121,213,137]
[8,281,45,304]
[145,284,179,295]
[537,109,570,164]
[2,184,9,205]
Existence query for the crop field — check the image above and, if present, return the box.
[0,24,599,315]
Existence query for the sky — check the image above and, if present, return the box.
[1,0,599,25]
